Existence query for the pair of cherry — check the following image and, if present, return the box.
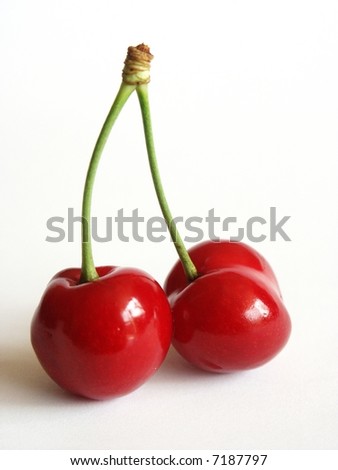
[31,45,291,400]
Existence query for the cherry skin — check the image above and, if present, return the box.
[31,266,172,400]
[165,239,281,299]
[164,240,291,373]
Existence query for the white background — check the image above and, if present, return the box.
[1,0,338,450]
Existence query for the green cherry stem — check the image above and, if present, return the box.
[136,84,198,282]
[80,44,153,283]
[80,83,135,283]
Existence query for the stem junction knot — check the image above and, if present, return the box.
[122,44,153,86]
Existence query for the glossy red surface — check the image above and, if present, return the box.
[164,241,291,373]
[165,240,281,298]
[31,266,172,399]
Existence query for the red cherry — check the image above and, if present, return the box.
[31,266,172,400]
[135,60,292,375]
[164,241,291,373]
[30,46,173,399]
